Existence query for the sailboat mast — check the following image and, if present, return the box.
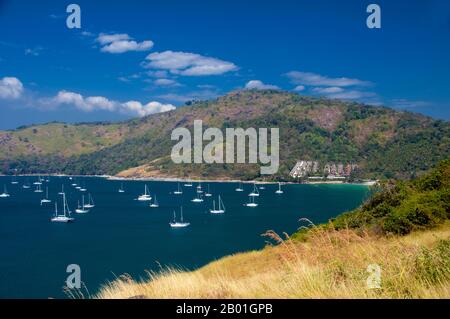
[63,193,66,217]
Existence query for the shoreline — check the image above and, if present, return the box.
[0,173,377,186]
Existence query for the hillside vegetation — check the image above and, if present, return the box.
[1,90,448,180]
[95,160,450,299]
[329,158,450,235]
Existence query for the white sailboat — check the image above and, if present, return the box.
[235,182,244,192]
[0,185,10,198]
[58,184,65,195]
[170,207,190,228]
[210,195,225,214]
[118,183,125,193]
[184,181,193,187]
[33,175,42,185]
[137,185,152,201]
[22,179,31,189]
[275,182,284,194]
[245,195,258,207]
[259,184,265,190]
[84,193,95,208]
[191,192,204,203]
[173,182,182,195]
[149,195,159,208]
[34,183,43,193]
[204,184,212,197]
[51,193,74,223]
[40,187,51,205]
[79,182,87,192]
[75,195,89,214]
[248,184,260,197]
[11,172,18,185]
[196,183,203,193]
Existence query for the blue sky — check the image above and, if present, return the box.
[0,0,449,129]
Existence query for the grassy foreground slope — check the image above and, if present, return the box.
[96,224,449,299]
[96,160,450,299]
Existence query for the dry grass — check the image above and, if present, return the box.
[95,223,450,299]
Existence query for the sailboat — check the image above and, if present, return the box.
[75,195,89,214]
[173,183,182,195]
[51,193,74,223]
[137,185,152,201]
[149,195,159,208]
[204,184,212,197]
[33,175,42,185]
[22,179,31,189]
[248,184,260,197]
[40,187,52,205]
[191,192,203,203]
[259,184,265,190]
[0,185,10,198]
[11,172,18,185]
[118,183,125,193]
[196,183,203,193]
[79,182,87,192]
[34,184,43,193]
[71,178,77,187]
[58,184,65,195]
[245,195,258,207]
[210,195,225,214]
[275,182,284,194]
[84,193,95,208]
[184,180,193,187]
[170,207,190,228]
[235,182,244,192]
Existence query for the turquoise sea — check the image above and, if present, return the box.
[0,176,369,298]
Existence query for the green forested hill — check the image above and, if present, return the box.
[330,158,450,235]
[0,90,448,180]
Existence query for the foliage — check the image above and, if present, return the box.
[331,159,450,235]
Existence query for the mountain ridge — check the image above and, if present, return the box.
[0,90,448,180]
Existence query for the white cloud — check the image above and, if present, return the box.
[286,71,371,87]
[144,51,238,76]
[312,86,344,94]
[49,90,175,117]
[96,33,153,54]
[25,47,43,56]
[101,40,153,54]
[122,101,176,117]
[0,77,24,99]
[293,85,305,92]
[81,31,95,37]
[153,78,180,87]
[146,70,169,78]
[245,80,279,90]
[96,33,131,45]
